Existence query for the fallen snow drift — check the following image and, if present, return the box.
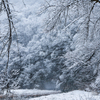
[29,90,100,100]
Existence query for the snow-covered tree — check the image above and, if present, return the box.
[0,0,19,95]
[40,0,100,92]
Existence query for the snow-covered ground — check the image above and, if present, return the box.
[1,89,100,100]
[1,89,61,100]
[10,89,61,96]
[29,90,100,100]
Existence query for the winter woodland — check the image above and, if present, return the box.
[0,0,100,99]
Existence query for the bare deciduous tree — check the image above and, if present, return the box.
[1,0,13,67]
[41,0,100,40]
[0,0,15,94]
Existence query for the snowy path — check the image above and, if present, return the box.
[11,89,60,95]
[10,89,61,97]
[0,89,61,100]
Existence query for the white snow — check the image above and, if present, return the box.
[3,89,100,100]
[10,89,61,96]
[29,90,100,100]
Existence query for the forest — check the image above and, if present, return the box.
[0,0,100,99]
